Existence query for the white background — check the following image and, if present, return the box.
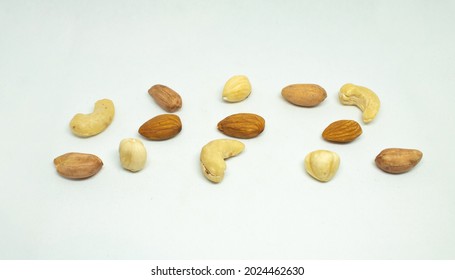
[1,0,454,259]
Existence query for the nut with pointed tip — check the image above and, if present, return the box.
[119,138,147,172]
[138,114,182,140]
[54,152,103,179]
[322,120,362,143]
[304,150,340,182]
[70,99,115,137]
[217,113,265,139]
[375,148,423,174]
[200,139,245,183]
[339,83,380,123]
[222,75,251,102]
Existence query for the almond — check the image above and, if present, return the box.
[217,113,265,139]
[148,84,182,112]
[54,152,103,179]
[138,114,182,140]
[322,120,362,143]
[281,84,327,107]
[375,148,423,174]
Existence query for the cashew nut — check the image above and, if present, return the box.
[200,139,245,183]
[70,99,115,137]
[339,83,380,123]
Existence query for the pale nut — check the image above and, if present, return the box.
[322,120,362,143]
[217,113,265,139]
[119,138,147,172]
[148,84,182,113]
[200,139,245,183]
[375,148,423,174]
[54,152,103,179]
[339,83,380,123]
[281,84,327,107]
[70,99,115,137]
[222,75,252,102]
[304,150,340,182]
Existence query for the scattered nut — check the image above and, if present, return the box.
[222,75,252,102]
[54,152,103,179]
[375,148,423,174]
[138,114,182,140]
[148,84,182,112]
[200,139,245,183]
[119,138,147,172]
[281,84,327,107]
[304,150,340,182]
[322,120,362,143]
[217,113,265,139]
[70,99,115,137]
[339,83,380,123]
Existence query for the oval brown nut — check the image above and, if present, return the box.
[375,148,423,174]
[148,84,182,112]
[217,113,265,139]
[322,120,362,143]
[138,114,182,140]
[281,84,327,107]
[54,152,103,179]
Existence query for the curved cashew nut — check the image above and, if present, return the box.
[70,99,115,137]
[339,83,380,123]
[200,139,245,183]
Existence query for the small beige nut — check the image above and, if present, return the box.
[339,83,380,123]
[375,148,423,174]
[119,138,147,172]
[222,75,252,102]
[148,84,182,112]
[281,84,327,107]
[200,139,245,183]
[304,150,340,182]
[54,152,103,179]
[70,99,115,137]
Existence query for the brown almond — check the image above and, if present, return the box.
[217,113,265,139]
[322,120,362,143]
[148,84,182,112]
[375,148,423,174]
[281,84,327,107]
[139,114,182,140]
[54,152,103,179]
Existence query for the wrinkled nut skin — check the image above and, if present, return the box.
[322,120,362,143]
[217,113,265,139]
[375,148,423,174]
[54,152,103,179]
[119,138,147,172]
[148,84,182,113]
[304,150,340,182]
[138,114,182,140]
[70,99,115,137]
[200,139,245,183]
[339,83,380,123]
[222,75,252,102]
[281,84,327,107]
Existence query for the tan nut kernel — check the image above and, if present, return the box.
[70,99,115,137]
[304,150,340,182]
[54,152,103,179]
[200,139,245,183]
[217,113,265,139]
[148,84,182,113]
[375,148,423,174]
[322,120,362,143]
[339,83,380,123]
[222,75,252,102]
[281,84,327,107]
[119,138,147,172]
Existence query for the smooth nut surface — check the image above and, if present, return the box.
[54,152,103,179]
[148,84,182,113]
[322,120,362,143]
[200,139,245,183]
[339,83,380,123]
[217,113,265,139]
[281,84,327,107]
[138,114,182,140]
[222,75,252,102]
[375,148,423,174]
[70,99,115,137]
[119,138,147,172]
[304,150,340,182]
